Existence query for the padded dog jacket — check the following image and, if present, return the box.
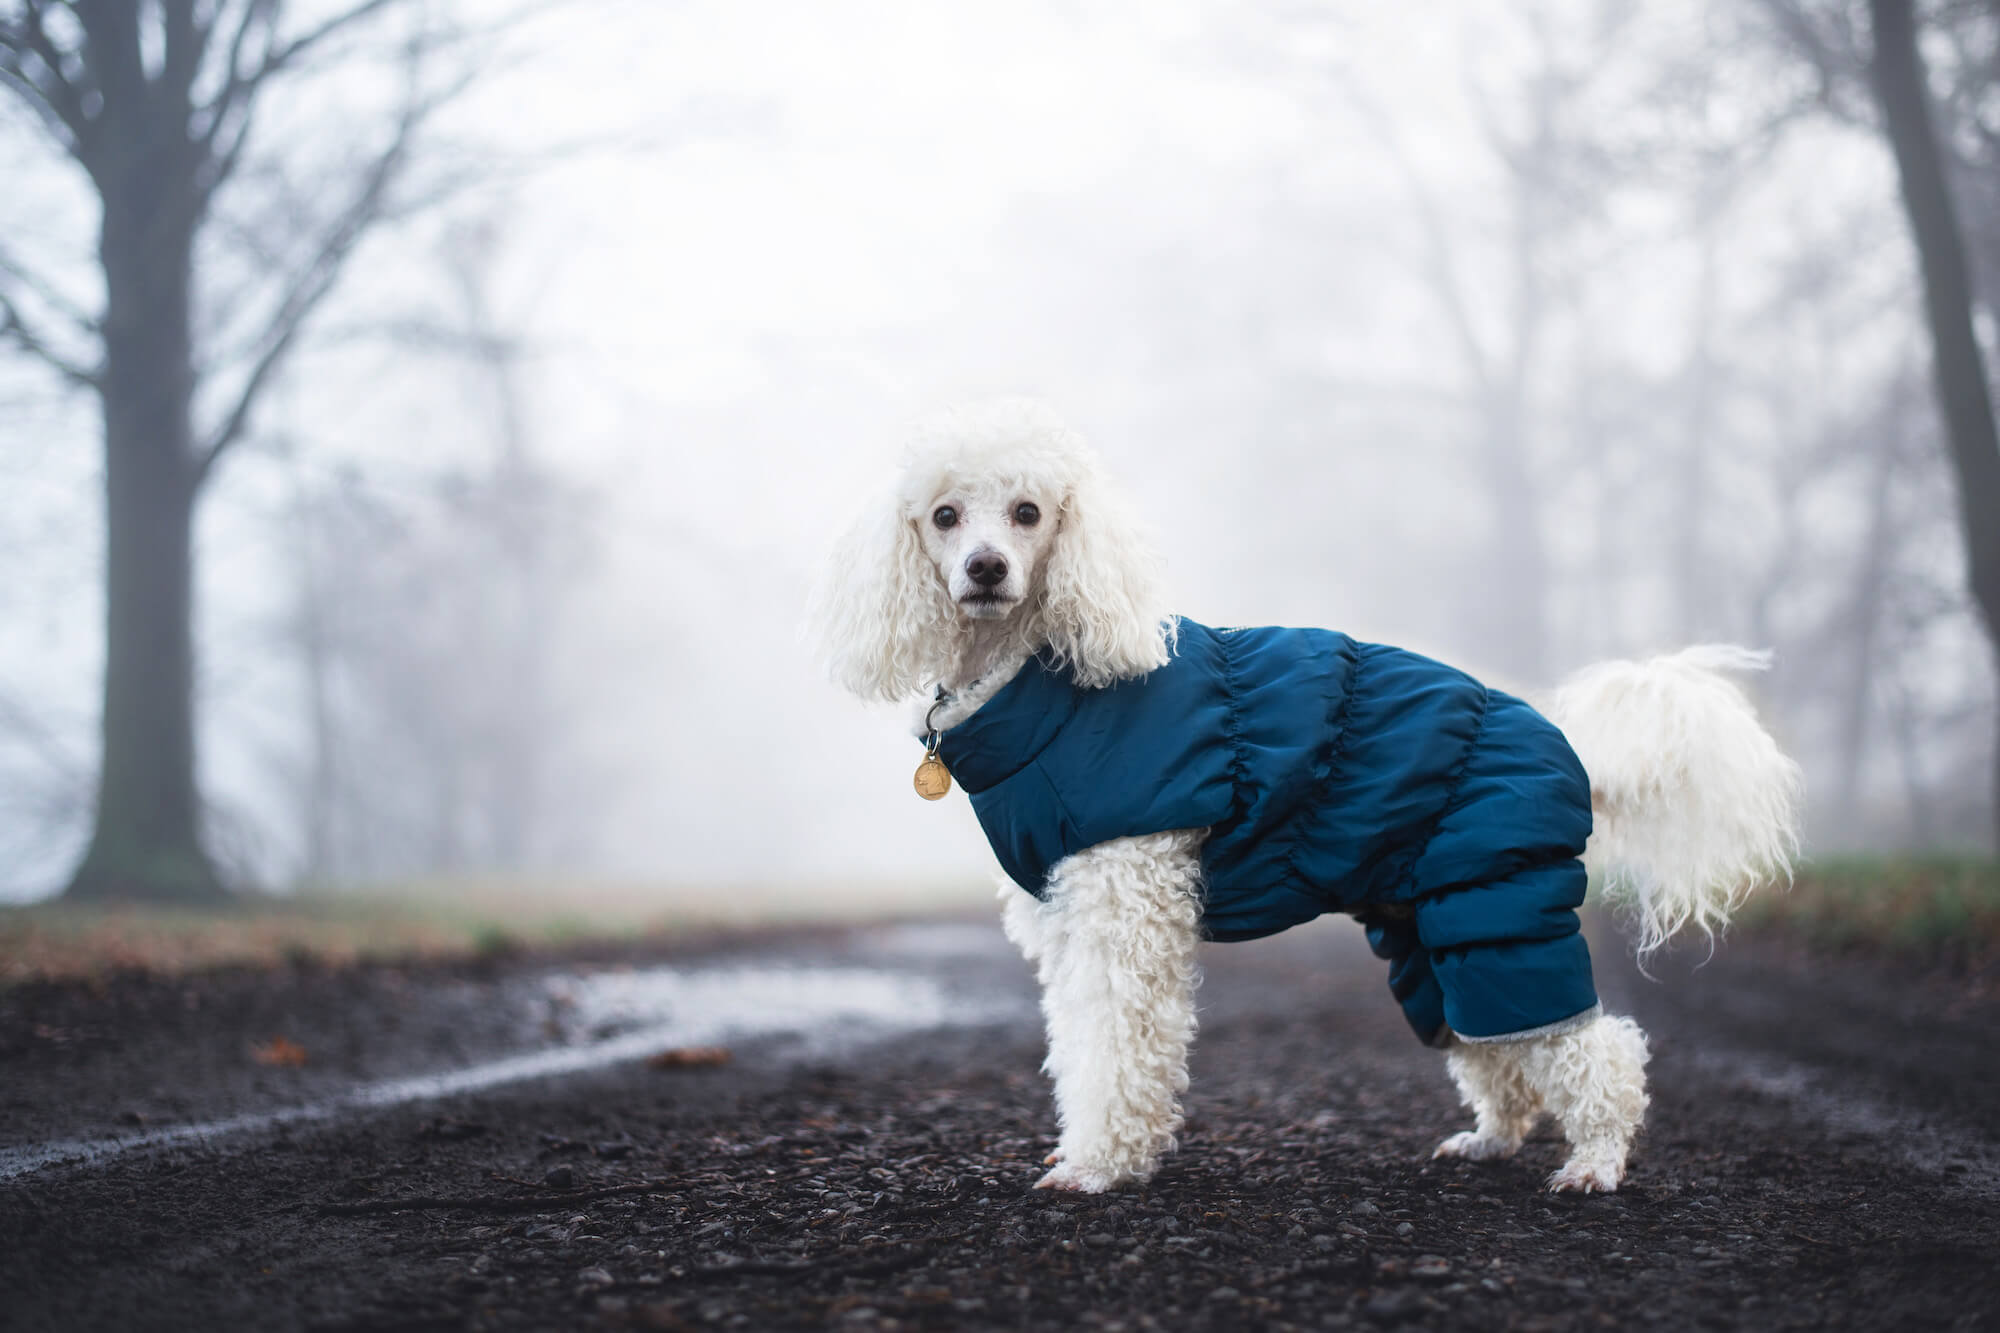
[932,619,1600,1046]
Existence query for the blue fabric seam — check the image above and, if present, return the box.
[1210,636,1250,920]
[1396,683,1494,902]
[1276,637,1362,900]
[1029,755,1083,904]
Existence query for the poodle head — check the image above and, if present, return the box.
[809,400,1176,701]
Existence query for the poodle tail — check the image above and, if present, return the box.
[1540,646,1804,961]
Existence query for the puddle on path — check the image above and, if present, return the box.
[1688,1045,2000,1199]
[0,962,1006,1181]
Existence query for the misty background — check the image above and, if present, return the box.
[1,0,1994,906]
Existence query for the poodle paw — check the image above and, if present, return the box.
[1433,1131,1521,1162]
[1546,1159,1624,1194]
[1034,1160,1131,1193]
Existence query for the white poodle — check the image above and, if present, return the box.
[809,401,1802,1195]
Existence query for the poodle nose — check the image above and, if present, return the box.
[966,552,1009,588]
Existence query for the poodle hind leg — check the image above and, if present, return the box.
[1434,1040,1544,1163]
[1028,830,1204,1193]
[1523,1015,1652,1193]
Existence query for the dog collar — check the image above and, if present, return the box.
[914,685,953,800]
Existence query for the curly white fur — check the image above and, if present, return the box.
[1541,647,1805,960]
[811,402,1804,1196]
[1437,1015,1652,1192]
[807,401,1176,700]
[1005,830,1206,1192]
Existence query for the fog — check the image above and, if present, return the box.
[2,0,1994,904]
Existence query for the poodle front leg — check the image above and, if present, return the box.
[1027,830,1204,1193]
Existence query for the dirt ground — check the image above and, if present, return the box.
[1,915,1996,1331]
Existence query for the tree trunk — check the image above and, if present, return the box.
[62,86,226,903]
[1834,412,1898,832]
[1869,0,2000,852]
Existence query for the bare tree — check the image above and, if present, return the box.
[282,445,590,885]
[269,216,591,887]
[1866,0,2000,848]
[1339,7,1668,682]
[0,1,493,901]
[1339,78,1557,682]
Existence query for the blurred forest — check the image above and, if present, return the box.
[0,0,1995,905]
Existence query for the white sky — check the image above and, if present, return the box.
[0,0,1971,901]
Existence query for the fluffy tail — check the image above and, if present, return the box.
[1540,646,1804,961]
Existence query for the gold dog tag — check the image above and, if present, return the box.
[915,690,953,801]
[914,752,952,800]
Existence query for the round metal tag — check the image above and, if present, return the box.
[913,755,952,800]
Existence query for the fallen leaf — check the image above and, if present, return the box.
[646,1046,731,1069]
[251,1036,308,1067]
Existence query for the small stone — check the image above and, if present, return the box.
[1412,1255,1451,1281]
[1363,1290,1416,1323]
[1208,1286,1241,1302]
[542,1165,578,1190]
[1352,1201,1382,1217]
[1084,1233,1116,1248]
[1395,1222,1415,1238]
[576,1267,613,1288]
[1312,1234,1338,1252]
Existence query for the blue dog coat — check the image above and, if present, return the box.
[932,619,1600,1046]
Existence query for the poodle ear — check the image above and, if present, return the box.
[807,490,955,702]
[1039,464,1175,687]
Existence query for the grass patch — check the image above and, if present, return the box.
[1736,855,2000,970]
[0,875,983,986]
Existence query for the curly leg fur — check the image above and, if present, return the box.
[1437,1015,1651,1193]
[1435,1043,1543,1163]
[1004,830,1205,1193]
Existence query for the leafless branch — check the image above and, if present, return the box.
[194,54,478,483]
[200,0,400,160]
[0,237,96,331]
[0,0,93,151]
[0,230,99,385]
[0,291,97,387]
[193,0,276,150]
[196,2,500,214]
[161,0,205,106]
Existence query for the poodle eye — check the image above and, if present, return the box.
[1014,502,1040,526]
[932,505,958,530]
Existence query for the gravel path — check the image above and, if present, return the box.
[1,915,1995,1330]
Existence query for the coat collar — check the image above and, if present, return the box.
[932,652,1078,794]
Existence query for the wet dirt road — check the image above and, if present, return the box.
[1,916,1995,1331]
